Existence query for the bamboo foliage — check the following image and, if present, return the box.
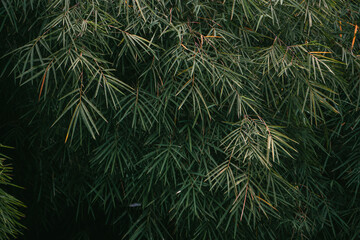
[0,145,24,240]
[1,0,360,239]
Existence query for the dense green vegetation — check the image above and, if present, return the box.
[1,0,360,239]
[0,145,24,239]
